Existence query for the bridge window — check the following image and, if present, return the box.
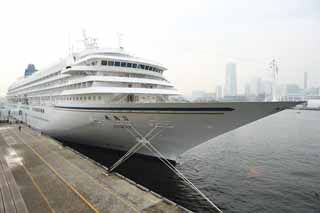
[101,60,108,65]
[145,65,149,70]
[139,64,145,69]
[114,61,120,66]
[121,62,126,67]
[132,63,137,68]
[127,63,132,68]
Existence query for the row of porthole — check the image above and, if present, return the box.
[60,95,102,101]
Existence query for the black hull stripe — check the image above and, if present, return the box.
[54,106,234,112]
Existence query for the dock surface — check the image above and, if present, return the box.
[0,124,188,213]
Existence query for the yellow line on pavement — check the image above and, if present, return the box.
[22,128,141,212]
[21,164,56,213]
[11,129,100,213]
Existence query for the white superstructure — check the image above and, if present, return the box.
[6,35,301,161]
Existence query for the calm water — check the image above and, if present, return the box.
[63,110,320,213]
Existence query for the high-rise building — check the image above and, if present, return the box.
[251,77,263,96]
[224,63,237,96]
[244,83,251,97]
[215,85,222,100]
[304,72,308,90]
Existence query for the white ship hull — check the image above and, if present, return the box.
[8,101,300,161]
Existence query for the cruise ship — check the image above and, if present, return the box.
[6,34,301,161]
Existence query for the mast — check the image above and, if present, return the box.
[117,32,124,50]
[82,29,98,49]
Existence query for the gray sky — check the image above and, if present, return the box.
[0,0,319,96]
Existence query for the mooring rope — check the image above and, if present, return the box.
[109,122,223,212]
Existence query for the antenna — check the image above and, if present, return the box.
[68,32,72,56]
[81,29,98,49]
[117,32,124,49]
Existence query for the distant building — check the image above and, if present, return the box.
[222,95,248,102]
[304,72,308,90]
[262,80,272,96]
[244,83,251,97]
[215,85,222,100]
[224,63,237,96]
[190,90,216,102]
[282,84,304,101]
[286,84,302,95]
[248,77,264,97]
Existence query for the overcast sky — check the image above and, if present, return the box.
[0,0,319,96]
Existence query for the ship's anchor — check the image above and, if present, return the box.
[109,120,223,213]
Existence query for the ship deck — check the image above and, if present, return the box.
[0,123,189,213]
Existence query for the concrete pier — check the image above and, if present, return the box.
[0,124,189,213]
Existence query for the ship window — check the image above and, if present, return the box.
[93,96,96,100]
[139,64,145,69]
[127,63,132,68]
[88,96,91,100]
[149,66,153,71]
[80,97,82,100]
[98,96,101,100]
[127,95,134,102]
[76,97,79,100]
[115,61,120,66]
[84,96,87,101]
[121,62,126,67]
[108,61,114,66]
[145,65,149,70]
[132,63,137,68]
[101,60,108,65]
